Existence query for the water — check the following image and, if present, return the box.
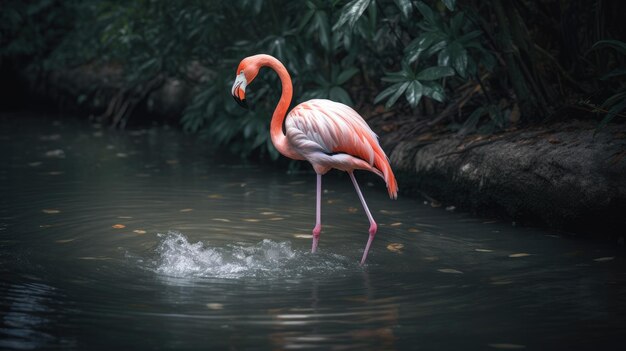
[1,111,625,350]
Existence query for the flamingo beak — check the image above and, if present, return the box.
[231,72,248,109]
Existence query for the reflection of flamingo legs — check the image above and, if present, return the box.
[311,174,322,253]
[349,172,378,265]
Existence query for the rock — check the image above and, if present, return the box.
[388,122,626,237]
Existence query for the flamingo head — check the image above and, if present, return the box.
[231,57,261,109]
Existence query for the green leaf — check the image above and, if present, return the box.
[336,67,359,84]
[441,0,456,11]
[393,0,413,20]
[423,82,445,102]
[374,82,405,104]
[314,11,331,51]
[450,12,464,35]
[333,0,371,31]
[405,81,423,107]
[423,37,447,58]
[458,30,483,45]
[329,86,353,106]
[449,41,468,77]
[416,66,455,80]
[385,82,409,109]
[414,1,436,26]
[381,71,409,83]
[298,9,316,32]
[437,46,450,66]
[405,32,443,62]
[590,39,626,55]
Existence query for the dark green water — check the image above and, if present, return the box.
[1,111,625,350]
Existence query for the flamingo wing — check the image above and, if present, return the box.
[285,99,398,198]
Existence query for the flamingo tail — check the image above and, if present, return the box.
[373,152,398,200]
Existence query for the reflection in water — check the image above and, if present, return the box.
[0,282,74,350]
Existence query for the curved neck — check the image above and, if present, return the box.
[254,55,299,159]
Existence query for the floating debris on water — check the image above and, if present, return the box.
[387,243,404,252]
[293,234,313,239]
[206,303,224,310]
[55,238,75,243]
[438,268,463,274]
[45,149,65,158]
[508,253,531,258]
[488,343,526,349]
[112,224,126,229]
[42,209,60,214]
[594,256,615,262]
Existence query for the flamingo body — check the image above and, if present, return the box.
[231,54,397,264]
[286,99,397,198]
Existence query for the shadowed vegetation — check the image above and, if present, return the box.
[1,0,624,158]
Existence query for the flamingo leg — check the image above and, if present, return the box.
[311,174,322,253]
[349,172,378,265]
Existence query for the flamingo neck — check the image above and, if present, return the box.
[255,55,300,159]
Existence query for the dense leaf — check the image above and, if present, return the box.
[385,82,409,108]
[374,82,405,104]
[405,81,423,107]
[414,1,436,27]
[449,41,468,77]
[590,39,626,55]
[329,86,353,105]
[393,0,413,20]
[416,66,455,80]
[336,67,359,84]
[441,0,456,11]
[333,0,371,31]
[423,82,445,102]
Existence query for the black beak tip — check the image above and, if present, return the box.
[233,95,248,109]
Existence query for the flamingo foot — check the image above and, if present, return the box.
[360,223,378,265]
[311,224,321,253]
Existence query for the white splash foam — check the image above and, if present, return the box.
[154,231,353,279]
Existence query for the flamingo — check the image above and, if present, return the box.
[231,54,398,265]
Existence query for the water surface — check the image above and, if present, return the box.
[1,112,625,350]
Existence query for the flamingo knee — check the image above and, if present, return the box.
[368,222,378,236]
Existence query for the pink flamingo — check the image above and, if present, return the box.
[231,54,398,265]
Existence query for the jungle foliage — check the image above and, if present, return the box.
[1,0,624,158]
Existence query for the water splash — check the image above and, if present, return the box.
[154,231,355,279]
